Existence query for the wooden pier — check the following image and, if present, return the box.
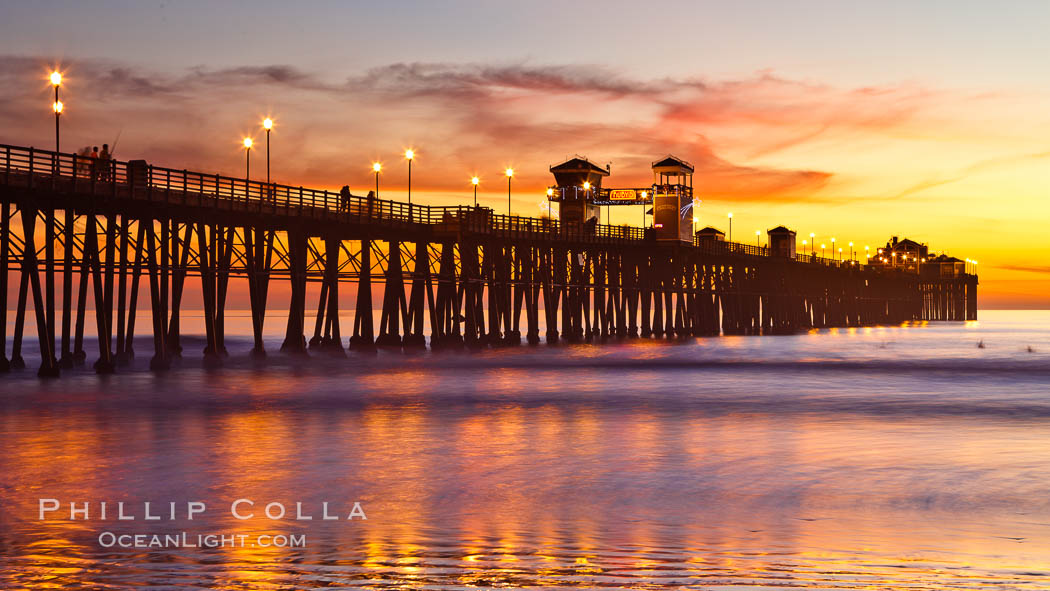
[0,144,978,376]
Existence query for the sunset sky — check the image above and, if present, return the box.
[1,0,1048,307]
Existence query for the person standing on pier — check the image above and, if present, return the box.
[339,185,352,212]
[98,144,112,181]
[88,146,100,179]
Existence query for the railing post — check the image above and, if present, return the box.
[299,187,303,210]
[71,154,77,192]
[28,147,34,189]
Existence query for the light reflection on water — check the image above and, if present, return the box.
[0,311,1049,588]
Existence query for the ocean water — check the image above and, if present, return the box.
[1,310,1049,589]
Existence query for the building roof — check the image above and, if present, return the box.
[651,154,695,173]
[889,238,924,249]
[928,254,964,263]
[767,225,795,234]
[549,156,610,176]
[696,226,725,235]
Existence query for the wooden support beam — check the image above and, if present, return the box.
[349,238,376,351]
[281,230,308,353]
[0,200,9,372]
[20,206,59,376]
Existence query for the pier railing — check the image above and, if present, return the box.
[2,143,846,265]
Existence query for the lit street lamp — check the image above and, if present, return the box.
[405,149,414,205]
[243,137,252,180]
[505,168,514,215]
[262,118,272,185]
[373,162,382,198]
[809,232,815,255]
[50,71,62,156]
[728,212,733,243]
[472,176,480,207]
[546,187,554,218]
[821,243,826,257]
[755,230,761,247]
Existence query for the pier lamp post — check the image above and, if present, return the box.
[831,237,836,258]
[373,162,382,198]
[50,71,62,156]
[865,245,870,263]
[838,247,843,260]
[546,187,554,219]
[405,149,414,206]
[472,176,480,207]
[801,239,807,257]
[849,241,854,261]
[243,137,252,180]
[821,243,826,257]
[728,212,733,243]
[262,118,272,185]
[640,190,648,229]
[505,168,514,215]
[809,233,815,255]
[755,230,761,247]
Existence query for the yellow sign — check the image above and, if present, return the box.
[609,189,638,201]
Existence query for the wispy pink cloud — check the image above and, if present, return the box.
[0,57,998,202]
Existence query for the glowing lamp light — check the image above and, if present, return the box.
[505,168,514,177]
[52,100,63,114]
[243,137,253,149]
[693,217,700,224]
[582,181,591,190]
[849,241,854,247]
[50,71,62,86]
[728,212,733,219]
[755,230,761,236]
[404,149,414,160]
[546,188,554,196]
[472,176,480,186]
[640,191,647,198]
[263,118,273,130]
[802,240,807,246]
[373,162,382,173]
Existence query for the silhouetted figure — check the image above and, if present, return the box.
[366,190,376,217]
[584,215,598,233]
[89,146,100,180]
[339,185,351,212]
[98,144,112,181]
[977,340,985,349]
[76,146,92,177]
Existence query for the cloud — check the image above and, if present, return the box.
[0,56,1006,201]
[997,265,1050,276]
